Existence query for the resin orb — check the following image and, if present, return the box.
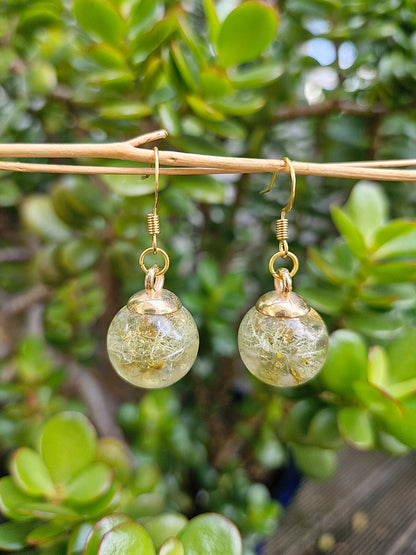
[238,290,328,387]
[107,289,199,388]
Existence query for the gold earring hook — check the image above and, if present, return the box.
[153,146,159,214]
[260,157,296,216]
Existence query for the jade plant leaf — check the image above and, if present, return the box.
[217,2,278,66]
[39,412,96,485]
[330,206,367,258]
[10,447,55,498]
[172,175,225,204]
[203,0,220,47]
[0,477,35,521]
[83,514,132,555]
[77,482,121,519]
[373,220,416,257]
[97,522,156,555]
[65,462,113,504]
[143,514,188,550]
[347,181,388,240]
[158,537,184,555]
[289,444,337,480]
[353,381,403,420]
[0,521,36,552]
[178,513,242,555]
[73,0,126,45]
[338,407,375,449]
[367,345,390,391]
[26,521,67,547]
[318,330,368,398]
[68,523,94,555]
[308,407,344,450]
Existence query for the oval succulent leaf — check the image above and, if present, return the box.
[158,537,185,555]
[217,2,278,67]
[83,514,132,555]
[10,447,55,498]
[97,522,156,555]
[144,513,188,550]
[65,462,113,504]
[179,513,242,555]
[39,412,97,485]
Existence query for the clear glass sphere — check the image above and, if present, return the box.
[238,302,328,387]
[107,296,199,388]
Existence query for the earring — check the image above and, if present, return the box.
[238,158,328,387]
[107,147,199,388]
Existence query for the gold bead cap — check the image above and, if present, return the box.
[127,289,182,315]
[256,290,310,318]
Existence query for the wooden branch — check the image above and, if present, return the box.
[1,129,416,181]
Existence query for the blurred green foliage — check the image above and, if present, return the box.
[1,0,416,552]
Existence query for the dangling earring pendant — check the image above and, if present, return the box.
[107,148,199,388]
[238,159,328,387]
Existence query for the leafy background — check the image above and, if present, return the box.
[1,0,416,553]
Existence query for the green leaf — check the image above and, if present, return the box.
[297,286,345,315]
[345,310,403,340]
[179,514,242,555]
[330,205,367,258]
[77,481,121,518]
[95,437,132,484]
[203,0,220,47]
[338,408,375,449]
[73,0,126,45]
[203,119,246,140]
[212,94,265,115]
[56,239,101,275]
[172,175,225,204]
[170,42,199,92]
[308,407,344,449]
[199,68,232,97]
[18,502,79,520]
[132,15,177,64]
[39,412,96,485]
[373,219,416,255]
[381,399,416,449]
[0,522,36,551]
[217,2,278,66]
[374,232,416,261]
[284,399,320,443]
[353,381,403,420]
[368,262,416,283]
[289,444,337,480]
[347,181,388,241]
[65,463,112,504]
[367,345,389,390]
[67,523,94,555]
[88,44,127,69]
[101,173,166,197]
[187,95,224,121]
[159,537,184,555]
[229,62,284,89]
[386,328,416,383]
[98,522,156,555]
[84,514,132,555]
[144,514,188,550]
[26,522,66,546]
[0,477,35,521]
[10,448,55,498]
[99,102,152,119]
[20,195,71,242]
[318,330,367,398]
[376,429,409,455]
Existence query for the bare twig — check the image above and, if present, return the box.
[0,129,416,180]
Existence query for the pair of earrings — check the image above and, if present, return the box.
[106,149,328,389]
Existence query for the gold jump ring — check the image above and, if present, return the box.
[269,250,299,278]
[139,247,170,275]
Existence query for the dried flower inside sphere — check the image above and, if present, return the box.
[238,289,328,387]
[107,288,199,388]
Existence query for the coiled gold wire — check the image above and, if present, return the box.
[147,213,160,235]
